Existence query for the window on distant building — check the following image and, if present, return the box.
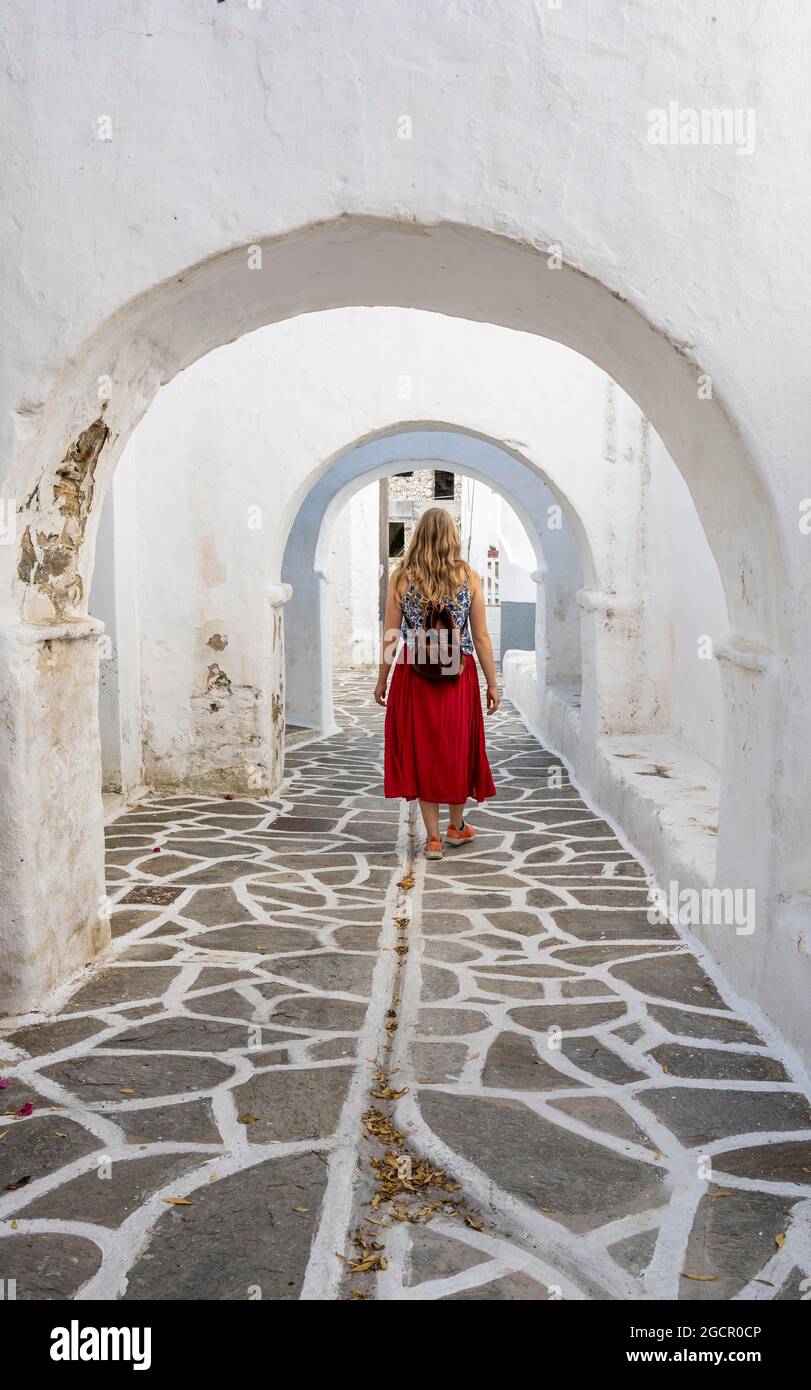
[433,469,455,499]
[388,521,405,557]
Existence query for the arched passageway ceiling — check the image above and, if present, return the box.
[10,218,782,647]
[281,427,586,587]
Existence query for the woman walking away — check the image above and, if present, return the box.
[374,506,499,859]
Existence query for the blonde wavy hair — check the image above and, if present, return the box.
[393,506,472,608]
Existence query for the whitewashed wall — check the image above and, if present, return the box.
[646,432,728,769]
[461,479,536,602]
[328,482,379,668]
[460,477,541,662]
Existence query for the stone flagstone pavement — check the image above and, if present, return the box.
[2,673,811,1300]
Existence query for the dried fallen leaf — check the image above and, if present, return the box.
[163,1196,193,1206]
[0,1131,7,1141]
[464,1215,484,1231]
[292,1206,309,1214]
[708,1189,736,1198]
[119,1088,135,1095]
[6,1176,31,1192]
[237,1113,258,1125]
[336,1250,389,1273]
[348,1290,365,1300]
[467,1052,480,1061]
[351,1254,388,1273]
[397,875,415,890]
[682,1272,718,1281]
[362,1109,404,1145]
[775,1233,785,1248]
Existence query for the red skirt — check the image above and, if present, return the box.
[384,655,496,804]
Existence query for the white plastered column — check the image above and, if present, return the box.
[576,588,648,740]
[267,582,293,793]
[712,638,781,933]
[284,566,336,736]
[0,619,108,1013]
[530,568,546,686]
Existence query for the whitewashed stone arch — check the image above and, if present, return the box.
[6,221,781,640]
[0,218,799,1066]
[281,427,585,735]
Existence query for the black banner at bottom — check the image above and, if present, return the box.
[1,1295,803,1375]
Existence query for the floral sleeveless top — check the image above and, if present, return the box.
[400,579,475,656]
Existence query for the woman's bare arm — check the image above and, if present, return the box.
[468,572,500,714]
[374,572,404,705]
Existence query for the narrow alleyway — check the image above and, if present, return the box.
[2,675,810,1301]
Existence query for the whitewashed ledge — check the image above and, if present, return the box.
[502,648,719,896]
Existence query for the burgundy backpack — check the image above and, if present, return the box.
[403,600,468,682]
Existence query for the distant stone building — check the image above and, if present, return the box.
[385,467,462,571]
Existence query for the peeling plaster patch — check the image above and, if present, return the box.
[182,682,267,794]
[17,416,110,615]
[207,632,228,651]
[271,690,283,726]
[205,663,232,695]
